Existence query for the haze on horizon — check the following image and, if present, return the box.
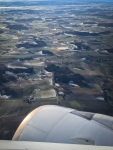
[0,0,112,2]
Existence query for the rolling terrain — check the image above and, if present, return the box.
[0,0,113,139]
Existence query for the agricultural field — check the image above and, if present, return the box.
[0,0,113,139]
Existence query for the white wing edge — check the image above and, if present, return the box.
[0,140,113,150]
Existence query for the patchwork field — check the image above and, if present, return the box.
[0,0,113,140]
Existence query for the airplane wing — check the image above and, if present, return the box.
[0,140,113,150]
[0,105,113,150]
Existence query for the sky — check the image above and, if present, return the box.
[0,0,112,2]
